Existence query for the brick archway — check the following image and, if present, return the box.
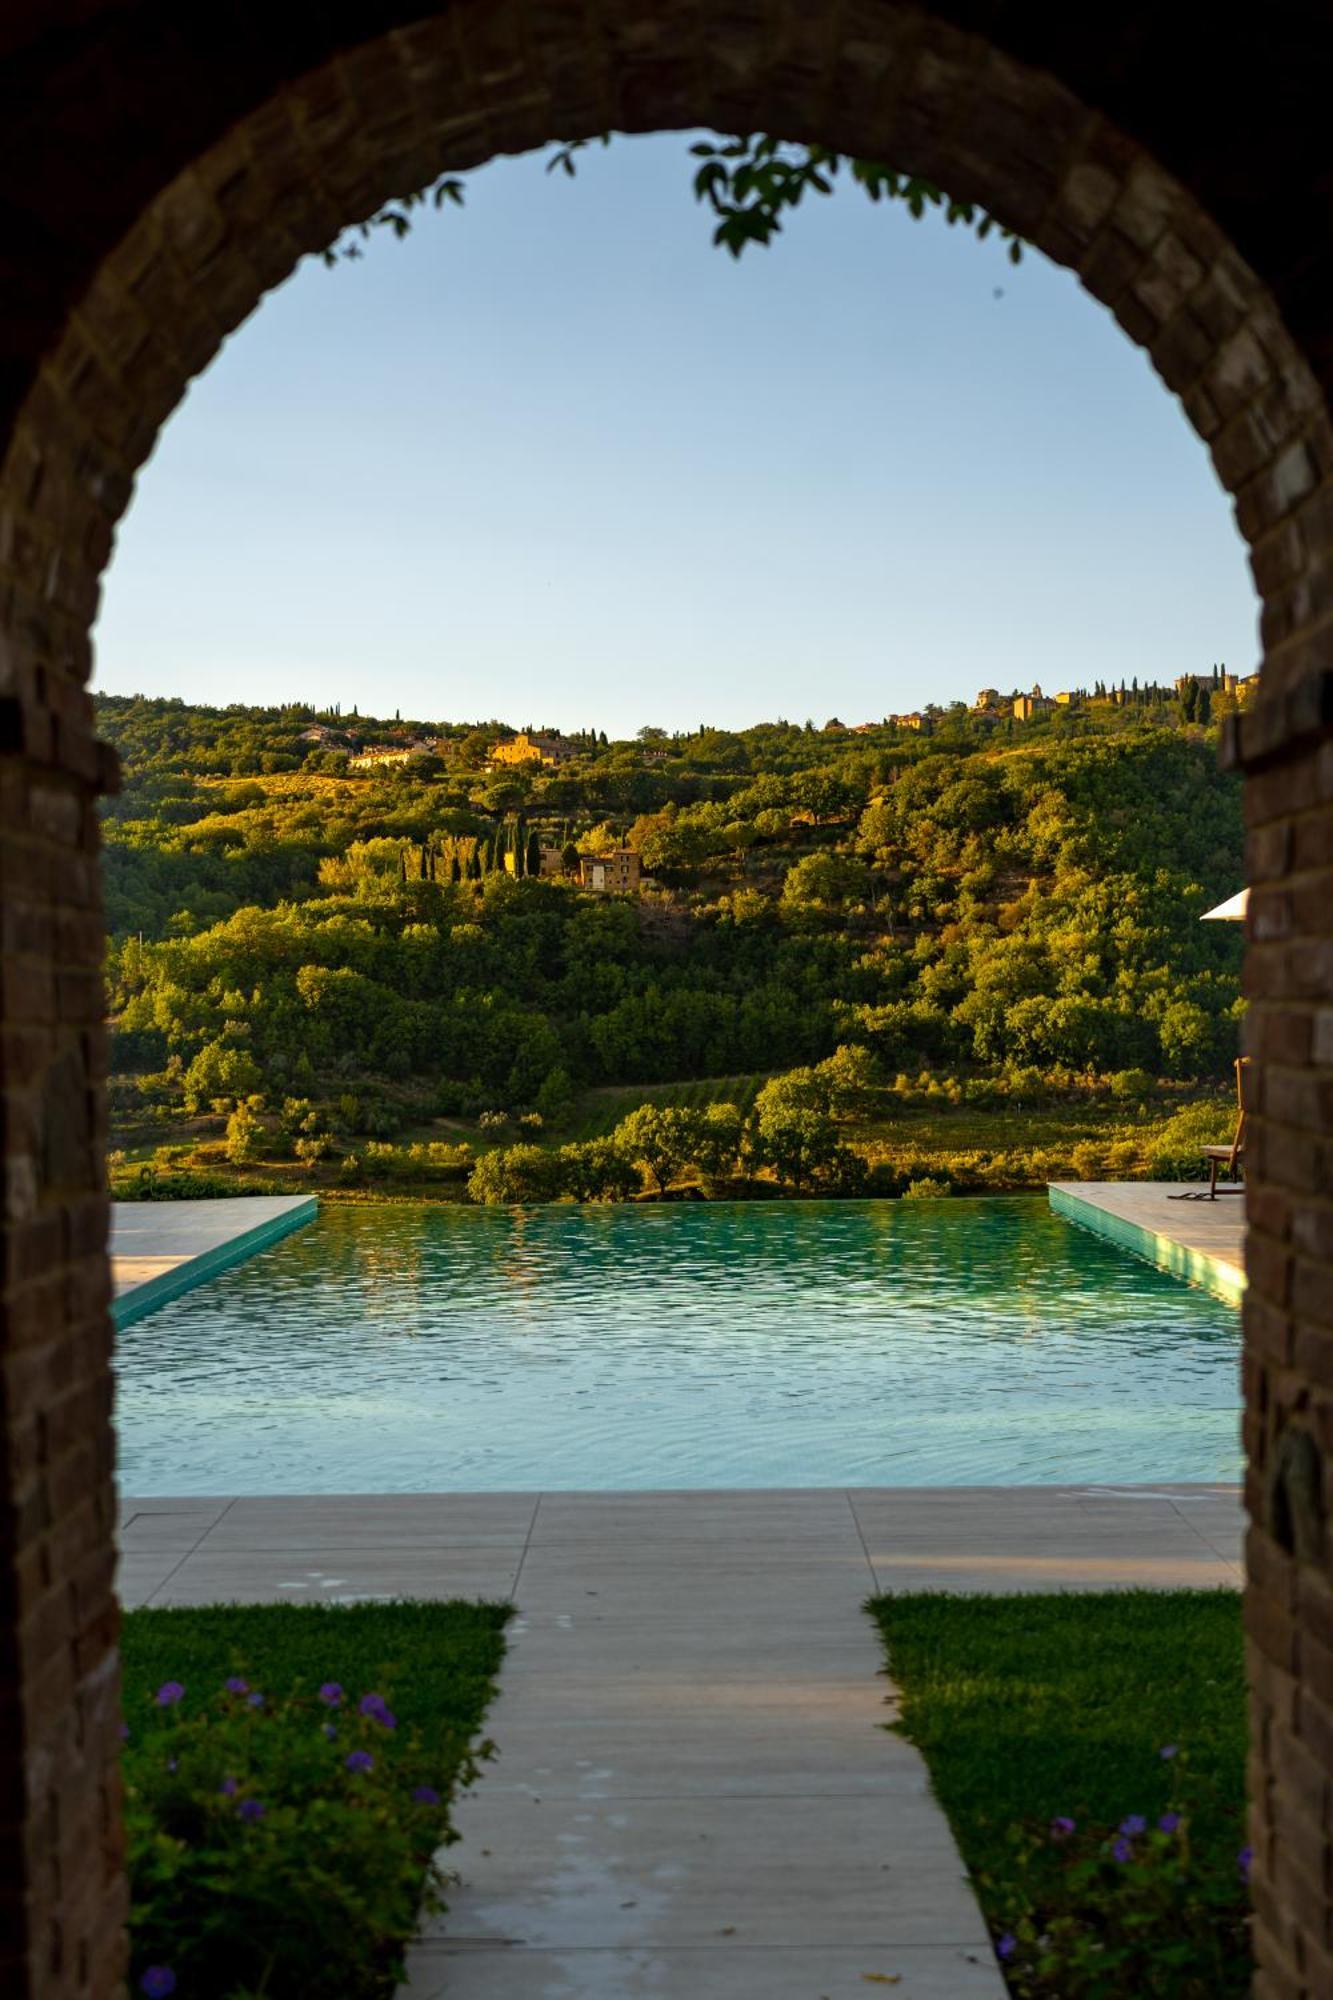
[2,5,1331,1994]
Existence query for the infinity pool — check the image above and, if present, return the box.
[114,1198,1241,1492]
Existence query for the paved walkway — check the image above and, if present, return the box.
[119,1486,1242,1999]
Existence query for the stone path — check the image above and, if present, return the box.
[118,1486,1243,1999]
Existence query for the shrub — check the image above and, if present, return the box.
[1109,1068,1156,1102]
[558,1138,642,1203]
[182,1040,262,1115]
[467,1143,563,1205]
[691,1103,743,1182]
[747,1100,841,1191]
[812,1042,883,1115]
[989,1753,1249,1998]
[612,1104,700,1193]
[124,1673,486,2000]
[534,1065,574,1125]
[901,1175,952,1200]
[1147,1102,1232,1181]
[224,1101,264,1165]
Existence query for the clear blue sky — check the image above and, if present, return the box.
[92,133,1259,738]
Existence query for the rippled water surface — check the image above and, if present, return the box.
[116,1199,1241,1492]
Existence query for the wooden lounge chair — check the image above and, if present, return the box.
[1200,1056,1247,1198]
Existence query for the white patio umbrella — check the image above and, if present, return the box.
[1201,888,1249,921]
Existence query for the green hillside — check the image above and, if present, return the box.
[97,684,1245,1200]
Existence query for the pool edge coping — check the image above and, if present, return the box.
[1048,1184,1245,1307]
[112,1196,320,1330]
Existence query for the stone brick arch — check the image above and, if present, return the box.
[2,4,1331,1995]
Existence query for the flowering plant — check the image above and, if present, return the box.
[987,1748,1251,1998]
[124,1672,491,1998]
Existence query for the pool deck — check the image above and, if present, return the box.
[119,1484,1242,1998]
[1049,1180,1246,1304]
[111,1195,318,1328]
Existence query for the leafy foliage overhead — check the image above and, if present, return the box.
[325,130,1022,264]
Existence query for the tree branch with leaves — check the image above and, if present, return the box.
[325,131,1023,266]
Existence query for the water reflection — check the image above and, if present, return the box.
[115,1198,1241,1494]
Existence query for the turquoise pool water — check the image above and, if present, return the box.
[115,1198,1241,1493]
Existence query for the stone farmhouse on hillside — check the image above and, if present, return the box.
[489,730,578,769]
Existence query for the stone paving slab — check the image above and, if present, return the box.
[399,1943,1005,1998]
[116,1487,1244,1999]
[418,1790,980,1948]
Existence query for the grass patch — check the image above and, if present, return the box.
[121,1598,510,1720]
[122,1600,509,1999]
[869,1590,1247,1996]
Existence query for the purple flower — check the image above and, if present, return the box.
[1158,1813,1181,1834]
[412,1786,441,1806]
[1238,1845,1254,1881]
[219,1777,238,1796]
[166,1759,178,1775]
[358,1693,388,1720]
[225,1677,249,1695]
[322,1723,338,1741]
[1050,1815,1076,1839]
[318,1683,343,1707]
[155,1682,184,1708]
[140,1969,176,1998]
[120,1723,131,1741]
[1159,1744,1178,1761]
[237,1799,265,1822]
[1120,1815,1147,1837]
[247,1692,264,1709]
[1112,1837,1133,1864]
[345,1750,374,1774]
[996,1933,1016,1961]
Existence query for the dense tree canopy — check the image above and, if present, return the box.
[99,690,1245,1171]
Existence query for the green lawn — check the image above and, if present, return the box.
[122,1601,510,2000]
[122,1598,510,1722]
[869,1590,1248,1996]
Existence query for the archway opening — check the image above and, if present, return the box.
[3,7,1332,1996]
